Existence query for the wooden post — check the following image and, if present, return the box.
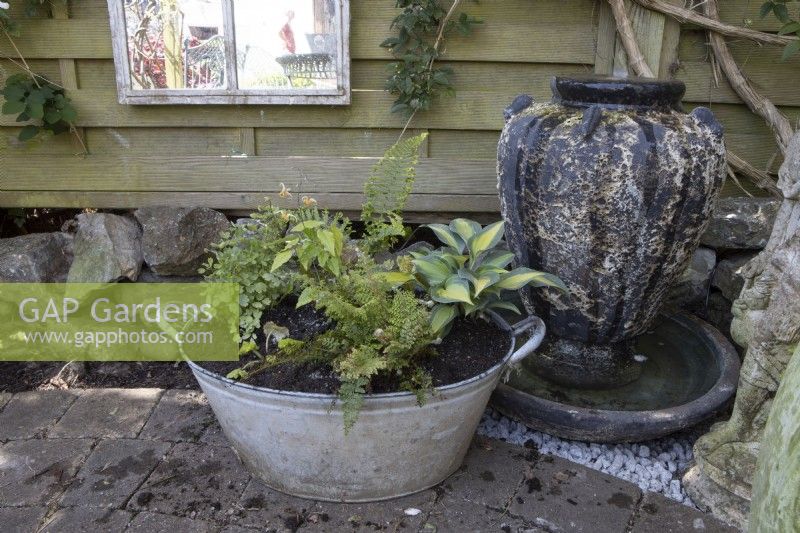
[594,0,681,78]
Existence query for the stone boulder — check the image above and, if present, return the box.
[700,198,779,250]
[663,247,716,309]
[67,213,143,283]
[712,252,758,302]
[135,207,229,276]
[0,232,72,282]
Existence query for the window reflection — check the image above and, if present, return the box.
[234,0,340,90]
[123,0,227,90]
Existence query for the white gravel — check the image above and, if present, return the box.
[477,408,707,506]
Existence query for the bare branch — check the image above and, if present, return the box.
[727,150,782,198]
[608,0,655,77]
[704,0,795,154]
[631,0,797,47]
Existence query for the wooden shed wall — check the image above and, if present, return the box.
[0,0,796,215]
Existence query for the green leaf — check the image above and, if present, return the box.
[26,102,44,119]
[226,368,249,380]
[2,99,26,115]
[467,220,505,258]
[430,304,457,334]
[1,84,25,101]
[239,341,257,355]
[412,256,452,286]
[760,2,774,18]
[60,105,77,122]
[18,125,39,142]
[296,286,315,308]
[427,223,464,252]
[472,271,500,296]
[449,218,482,243]
[43,108,62,124]
[316,228,336,255]
[487,300,521,314]
[496,268,568,291]
[432,276,472,304]
[778,21,800,35]
[774,2,790,22]
[479,250,515,270]
[290,219,324,232]
[782,39,800,60]
[270,249,294,272]
[375,271,416,286]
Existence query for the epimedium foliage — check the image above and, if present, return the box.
[1,74,77,141]
[760,0,800,59]
[381,1,482,115]
[387,219,567,336]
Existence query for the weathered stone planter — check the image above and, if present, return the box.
[498,77,726,389]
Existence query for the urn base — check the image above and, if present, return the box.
[526,337,643,390]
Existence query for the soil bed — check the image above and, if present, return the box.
[0,301,511,394]
[199,300,512,394]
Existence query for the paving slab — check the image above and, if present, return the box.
[60,438,171,508]
[630,492,736,532]
[50,388,162,438]
[230,477,436,532]
[0,390,78,440]
[129,510,218,532]
[39,508,133,532]
[198,417,229,447]
[128,442,250,522]
[509,453,642,533]
[139,389,217,442]
[0,438,94,506]
[0,506,48,533]
[0,392,11,411]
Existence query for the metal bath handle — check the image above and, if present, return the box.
[508,315,546,365]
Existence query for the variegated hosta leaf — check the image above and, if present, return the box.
[427,223,466,253]
[430,304,458,334]
[496,267,568,291]
[487,300,521,314]
[467,221,505,261]
[432,277,472,304]
[412,256,452,286]
[479,250,515,270]
[458,268,499,296]
[449,218,482,243]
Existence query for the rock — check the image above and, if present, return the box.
[136,268,202,284]
[134,207,229,276]
[703,292,734,344]
[67,213,143,282]
[0,232,72,282]
[664,247,716,309]
[711,252,757,302]
[700,198,779,249]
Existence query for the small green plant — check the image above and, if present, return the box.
[381,0,481,115]
[199,203,296,341]
[760,0,800,59]
[1,73,77,141]
[390,218,567,336]
[271,206,350,278]
[359,132,427,255]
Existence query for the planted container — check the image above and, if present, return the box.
[189,314,544,502]
[497,77,726,389]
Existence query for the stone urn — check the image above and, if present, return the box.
[497,77,726,389]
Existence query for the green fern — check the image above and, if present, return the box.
[360,133,428,254]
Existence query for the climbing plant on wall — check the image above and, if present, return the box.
[0,0,84,149]
[760,0,800,59]
[381,0,481,116]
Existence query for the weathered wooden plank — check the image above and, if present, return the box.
[255,128,426,157]
[428,130,500,160]
[612,0,668,76]
[0,128,86,155]
[594,0,617,75]
[0,89,514,130]
[84,127,243,155]
[0,155,500,194]
[0,190,503,213]
[0,59,62,85]
[2,0,598,64]
[718,1,800,31]
[680,61,800,107]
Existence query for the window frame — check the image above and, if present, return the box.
[107,0,351,105]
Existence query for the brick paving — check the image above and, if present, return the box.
[0,389,737,532]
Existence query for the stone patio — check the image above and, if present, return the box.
[0,389,736,532]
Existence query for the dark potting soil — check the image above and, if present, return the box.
[198,299,511,395]
[0,292,510,394]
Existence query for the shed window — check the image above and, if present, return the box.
[108,0,350,105]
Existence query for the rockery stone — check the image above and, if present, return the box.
[0,232,72,282]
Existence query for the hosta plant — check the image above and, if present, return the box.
[389,218,567,336]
